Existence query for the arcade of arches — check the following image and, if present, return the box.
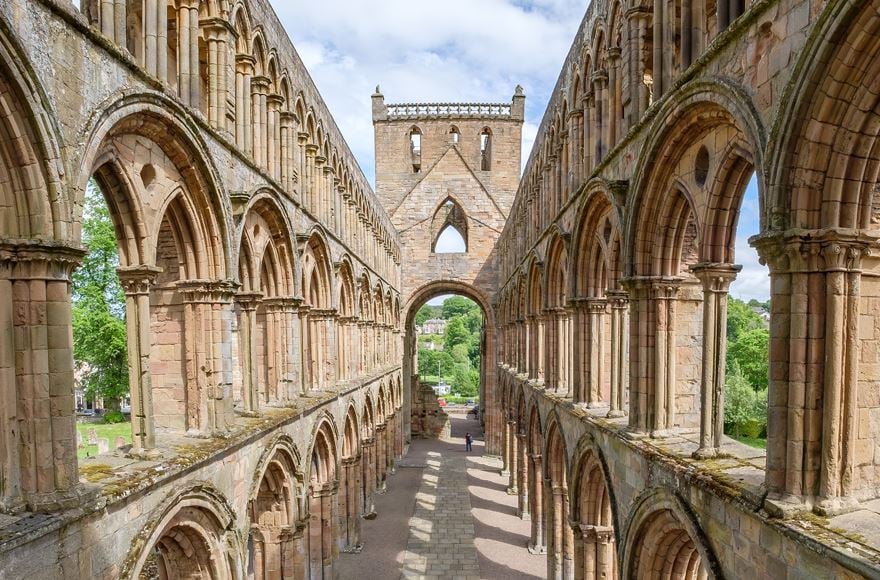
[2,0,880,578]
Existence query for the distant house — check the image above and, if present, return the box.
[432,382,451,396]
[420,318,447,335]
[750,306,771,327]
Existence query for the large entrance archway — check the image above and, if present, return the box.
[402,281,500,453]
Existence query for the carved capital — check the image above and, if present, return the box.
[689,262,742,293]
[0,240,85,281]
[117,265,163,296]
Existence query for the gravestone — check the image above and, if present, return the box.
[115,436,126,449]
[87,428,98,445]
[76,430,83,448]
[97,438,109,454]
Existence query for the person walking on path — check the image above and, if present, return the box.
[465,432,473,452]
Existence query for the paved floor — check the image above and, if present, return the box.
[338,415,546,580]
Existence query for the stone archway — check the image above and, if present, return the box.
[402,280,499,450]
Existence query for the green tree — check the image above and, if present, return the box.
[441,295,478,319]
[452,364,478,396]
[724,361,756,437]
[445,317,469,350]
[727,297,765,342]
[463,308,483,333]
[72,182,128,407]
[727,328,769,390]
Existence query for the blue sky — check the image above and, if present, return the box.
[272,0,769,302]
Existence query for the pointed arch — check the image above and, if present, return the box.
[431,196,469,253]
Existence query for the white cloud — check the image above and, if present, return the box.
[272,0,587,185]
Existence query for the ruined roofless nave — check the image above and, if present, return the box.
[2,0,880,578]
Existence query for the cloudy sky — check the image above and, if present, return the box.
[271,0,769,302]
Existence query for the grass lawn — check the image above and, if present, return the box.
[730,433,767,450]
[77,422,131,459]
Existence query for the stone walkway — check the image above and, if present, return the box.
[338,415,545,580]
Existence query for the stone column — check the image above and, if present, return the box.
[754,232,870,511]
[501,419,512,477]
[234,291,262,415]
[585,299,607,408]
[304,144,319,215]
[508,421,519,494]
[591,70,608,164]
[583,93,595,173]
[117,265,162,457]
[0,242,97,512]
[267,94,284,181]
[607,290,629,418]
[177,280,237,436]
[251,77,270,167]
[607,47,621,148]
[568,111,583,186]
[528,454,546,554]
[691,263,740,458]
[361,438,376,515]
[579,525,615,580]
[203,20,231,132]
[235,55,255,154]
[340,457,362,552]
[653,0,665,99]
[517,432,530,519]
[280,111,295,192]
[623,277,682,435]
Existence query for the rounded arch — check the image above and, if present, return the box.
[569,437,621,540]
[122,483,239,580]
[77,92,232,278]
[0,20,69,241]
[624,80,767,275]
[766,0,880,230]
[403,280,495,331]
[236,189,296,296]
[302,229,334,309]
[571,183,622,297]
[307,413,340,485]
[621,488,720,580]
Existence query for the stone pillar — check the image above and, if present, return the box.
[691,263,740,458]
[607,290,629,418]
[267,94,284,181]
[607,48,621,148]
[340,457,362,552]
[304,144,319,215]
[0,242,97,512]
[117,265,163,457]
[592,70,608,164]
[507,421,519,494]
[234,291,262,415]
[624,277,682,435]
[235,55,255,155]
[652,0,665,99]
[177,280,237,437]
[528,454,546,554]
[251,77,270,168]
[568,111,583,187]
[501,419,512,476]
[280,112,295,192]
[361,438,376,515]
[203,20,231,132]
[585,299,607,408]
[263,297,301,405]
[578,525,615,580]
[754,231,870,512]
[583,93,595,173]
[517,432,530,519]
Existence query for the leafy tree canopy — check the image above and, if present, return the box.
[72,182,128,406]
[441,295,479,319]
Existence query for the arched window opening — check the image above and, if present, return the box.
[449,126,460,144]
[431,199,469,253]
[480,127,492,171]
[409,127,422,173]
[724,172,769,451]
[434,225,466,253]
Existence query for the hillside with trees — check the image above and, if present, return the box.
[724,297,770,447]
[416,296,482,399]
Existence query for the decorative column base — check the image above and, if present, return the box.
[528,543,547,555]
